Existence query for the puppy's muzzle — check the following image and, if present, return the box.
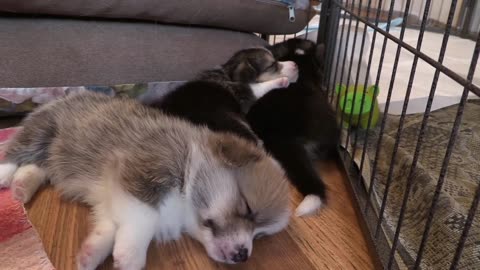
[231,246,249,263]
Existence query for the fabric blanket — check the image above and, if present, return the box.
[0,81,184,116]
[349,100,480,269]
[0,128,55,270]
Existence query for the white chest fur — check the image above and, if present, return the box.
[154,190,189,243]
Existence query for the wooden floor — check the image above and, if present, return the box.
[25,162,376,270]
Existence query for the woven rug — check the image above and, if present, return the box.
[0,127,55,270]
[347,100,480,269]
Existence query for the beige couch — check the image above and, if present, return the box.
[0,0,311,88]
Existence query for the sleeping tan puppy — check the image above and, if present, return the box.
[0,92,290,270]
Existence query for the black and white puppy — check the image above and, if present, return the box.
[151,41,339,216]
[247,39,341,216]
[150,47,298,143]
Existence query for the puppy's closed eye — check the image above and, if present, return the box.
[232,61,257,82]
[203,219,218,231]
[264,62,279,72]
[254,232,266,239]
[245,202,256,221]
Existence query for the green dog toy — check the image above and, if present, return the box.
[335,84,380,129]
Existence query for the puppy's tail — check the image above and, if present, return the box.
[263,138,327,217]
[295,195,323,217]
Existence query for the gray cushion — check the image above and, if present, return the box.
[0,17,267,87]
[0,0,310,34]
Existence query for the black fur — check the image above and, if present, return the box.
[154,80,259,143]
[150,40,339,205]
[149,48,280,143]
[247,39,341,202]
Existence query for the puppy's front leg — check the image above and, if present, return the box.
[10,164,47,203]
[250,77,289,98]
[77,204,116,270]
[112,204,157,270]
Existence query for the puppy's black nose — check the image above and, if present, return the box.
[231,247,248,263]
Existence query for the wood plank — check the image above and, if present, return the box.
[286,162,375,269]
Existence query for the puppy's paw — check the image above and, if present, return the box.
[274,77,290,88]
[113,248,146,270]
[295,195,323,217]
[281,77,290,87]
[11,180,29,203]
[9,164,46,203]
[77,243,96,270]
[0,163,17,189]
[11,178,34,203]
[77,221,116,270]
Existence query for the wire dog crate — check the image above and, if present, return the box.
[320,0,479,269]
[269,0,479,269]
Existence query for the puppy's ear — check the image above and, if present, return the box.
[211,135,262,167]
[232,60,257,82]
[296,39,315,51]
[267,43,289,59]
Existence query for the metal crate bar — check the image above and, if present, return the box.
[381,0,460,268]
[330,0,350,105]
[450,177,480,269]
[337,0,356,119]
[371,0,413,238]
[338,0,358,149]
[333,1,480,97]
[384,0,434,268]
[416,31,480,269]
[362,0,396,217]
[339,0,364,158]
[353,0,385,204]
[321,1,480,269]
[345,0,373,166]
[304,3,312,40]
[323,4,341,100]
[318,0,341,100]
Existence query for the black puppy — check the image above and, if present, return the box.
[151,47,298,143]
[150,40,338,216]
[247,39,341,216]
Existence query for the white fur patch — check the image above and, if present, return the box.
[295,49,306,55]
[0,163,17,188]
[11,164,47,203]
[295,195,323,217]
[250,77,289,99]
[155,190,186,242]
[110,189,158,270]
